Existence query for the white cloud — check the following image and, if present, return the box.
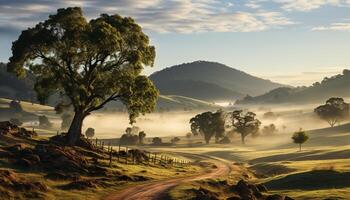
[312,22,350,31]
[0,0,294,34]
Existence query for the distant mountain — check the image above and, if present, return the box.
[149,61,285,101]
[0,62,219,111]
[0,63,35,101]
[236,69,350,105]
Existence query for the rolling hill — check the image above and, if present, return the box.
[236,69,350,105]
[149,61,285,101]
[0,62,219,111]
[0,63,35,101]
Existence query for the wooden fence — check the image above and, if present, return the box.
[93,138,191,167]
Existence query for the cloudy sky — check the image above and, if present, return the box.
[1,0,350,86]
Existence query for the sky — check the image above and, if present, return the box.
[1,0,350,86]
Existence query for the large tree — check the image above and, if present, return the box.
[7,7,158,145]
[190,110,225,144]
[314,97,349,127]
[229,110,261,144]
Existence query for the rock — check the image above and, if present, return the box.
[192,187,219,200]
[235,180,257,200]
[61,180,98,190]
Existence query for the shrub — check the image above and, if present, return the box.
[39,115,52,128]
[85,128,95,139]
[152,137,162,145]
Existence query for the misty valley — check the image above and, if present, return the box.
[1,4,350,200]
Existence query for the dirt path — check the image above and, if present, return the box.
[104,158,230,200]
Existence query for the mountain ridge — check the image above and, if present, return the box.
[149,61,286,101]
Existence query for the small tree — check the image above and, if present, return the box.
[85,128,95,139]
[314,97,349,127]
[190,110,225,144]
[261,124,278,135]
[38,115,52,128]
[229,110,261,144]
[292,130,309,151]
[138,131,146,145]
[152,137,162,145]
[171,137,181,144]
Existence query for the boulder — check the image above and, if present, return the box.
[236,180,257,200]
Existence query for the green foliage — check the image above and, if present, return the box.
[120,127,139,145]
[314,97,349,127]
[229,110,261,144]
[7,7,158,144]
[190,110,225,144]
[85,128,95,139]
[292,130,309,151]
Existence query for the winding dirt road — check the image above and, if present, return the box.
[104,158,230,200]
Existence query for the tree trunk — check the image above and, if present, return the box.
[241,134,245,145]
[67,112,85,145]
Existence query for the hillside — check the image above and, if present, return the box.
[236,69,350,105]
[149,61,285,101]
[0,63,35,101]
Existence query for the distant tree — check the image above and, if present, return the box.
[171,137,181,144]
[138,131,146,145]
[229,110,261,144]
[7,7,158,145]
[85,128,95,139]
[9,100,23,113]
[10,118,23,126]
[292,130,309,151]
[152,137,162,145]
[186,132,192,139]
[38,115,52,128]
[261,124,278,135]
[61,113,73,131]
[190,110,225,144]
[314,97,349,127]
[120,133,139,146]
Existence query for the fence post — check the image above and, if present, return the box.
[109,147,113,167]
[95,138,98,147]
[118,144,121,162]
[125,147,128,165]
[154,153,157,164]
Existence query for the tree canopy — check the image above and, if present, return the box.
[190,110,225,144]
[7,7,158,145]
[314,97,349,127]
[291,130,309,151]
[229,110,261,144]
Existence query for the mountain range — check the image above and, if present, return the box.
[236,69,350,105]
[149,61,285,101]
